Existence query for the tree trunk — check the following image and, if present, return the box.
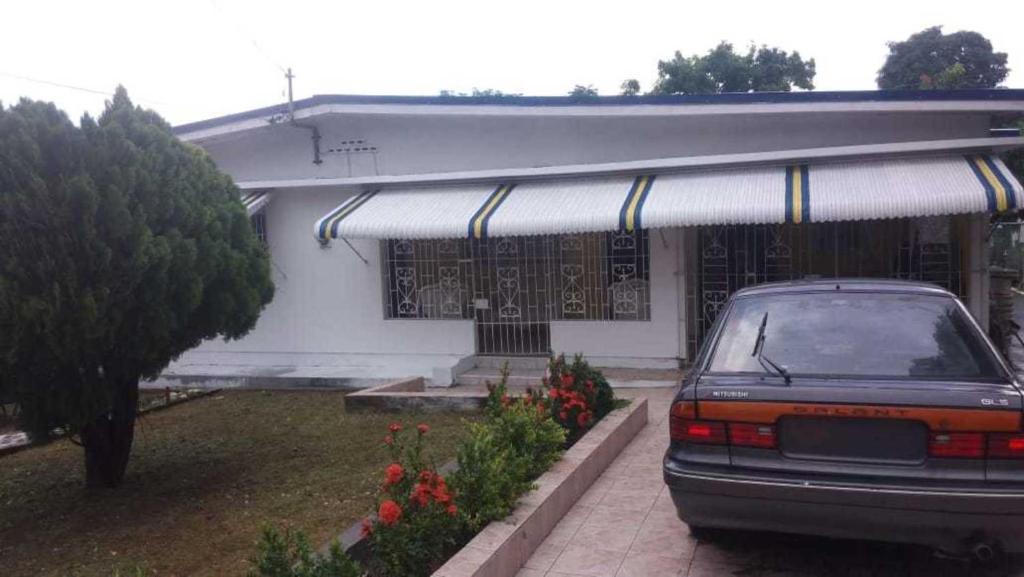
[81,378,139,488]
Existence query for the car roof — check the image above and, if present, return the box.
[731,278,954,298]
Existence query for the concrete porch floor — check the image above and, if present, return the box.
[517,387,1024,577]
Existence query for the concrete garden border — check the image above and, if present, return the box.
[345,378,489,412]
[431,397,649,577]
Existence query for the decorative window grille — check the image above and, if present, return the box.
[381,231,651,322]
[250,212,267,244]
[382,238,473,319]
[684,218,965,359]
[549,230,650,321]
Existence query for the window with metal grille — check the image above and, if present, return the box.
[381,231,651,322]
[382,238,473,319]
[251,212,267,244]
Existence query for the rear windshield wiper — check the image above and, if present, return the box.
[751,312,792,385]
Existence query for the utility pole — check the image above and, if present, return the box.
[286,67,295,119]
[282,67,322,165]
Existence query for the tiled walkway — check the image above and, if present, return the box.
[517,388,1023,577]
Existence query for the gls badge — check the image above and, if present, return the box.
[981,398,1010,406]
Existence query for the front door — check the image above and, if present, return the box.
[471,236,552,356]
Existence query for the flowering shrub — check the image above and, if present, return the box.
[363,422,461,577]
[248,525,361,577]
[451,371,564,532]
[536,354,616,442]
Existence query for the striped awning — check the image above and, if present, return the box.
[313,154,1023,241]
[242,190,272,216]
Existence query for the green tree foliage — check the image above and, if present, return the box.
[438,88,521,98]
[0,88,274,487]
[568,84,599,99]
[652,42,815,94]
[620,79,641,96]
[877,26,1009,90]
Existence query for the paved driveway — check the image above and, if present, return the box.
[517,388,1024,577]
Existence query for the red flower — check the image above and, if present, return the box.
[577,412,592,428]
[548,388,559,399]
[419,470,433,483]
[360,517,373,538]
[388,422,402,433]
[559,410,568,421]
[383,434,394,446]
[379,500,402,526]
[411,483,432,507]
[417,423,430,435]
[384,463,404,486]
[446,504,458,516]
[561,374,574,389]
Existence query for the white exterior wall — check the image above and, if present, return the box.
[550,229,681,369]
[172,189,685,381]
[168,188,475,382]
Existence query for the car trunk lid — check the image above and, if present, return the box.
[694,375,1023,478]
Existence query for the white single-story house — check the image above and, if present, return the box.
[164,90,1024,387]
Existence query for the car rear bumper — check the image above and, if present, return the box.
[664,460,1024,553]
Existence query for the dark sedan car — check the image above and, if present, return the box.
[664,279,1024,559]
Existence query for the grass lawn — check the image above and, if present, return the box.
[0,390,473,577]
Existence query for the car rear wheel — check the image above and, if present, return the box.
[686,524,723,542]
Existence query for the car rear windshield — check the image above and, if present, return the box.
[708,292,1004,380]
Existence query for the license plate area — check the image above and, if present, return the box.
[777,416,928,465]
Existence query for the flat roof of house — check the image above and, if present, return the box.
[174,89,1024,137]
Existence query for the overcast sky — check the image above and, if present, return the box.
[2,0,1022,126]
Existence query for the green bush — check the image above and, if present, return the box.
[451,367,565,533]
[540,354,618,443]
[248,525,361,577]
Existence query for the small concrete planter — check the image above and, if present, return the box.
[431,398,649,577]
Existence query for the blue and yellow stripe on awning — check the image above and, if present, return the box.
[314,189,379,240]
[467,184,515,239]
[785,165,810,224]
[618,175,656,233]
[966,155,1017,212]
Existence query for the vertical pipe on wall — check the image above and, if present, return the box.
[965,213,991,330]
[677,227,689,363]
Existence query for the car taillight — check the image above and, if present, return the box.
[729,423,777,448]
[673,420,728,444]
[670,401,771,447]
[988,434,1024,459]
[668,401,696,440]
[929,433,985,458]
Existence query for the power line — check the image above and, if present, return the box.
[0,71,111,97]
[206,0,286,74]
[0,71,168,107]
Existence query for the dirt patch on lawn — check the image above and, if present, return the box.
[0,390,472,577]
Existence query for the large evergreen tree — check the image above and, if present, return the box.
[877,26,1009,90]
[652,42,815,95]
[0,88,274,487]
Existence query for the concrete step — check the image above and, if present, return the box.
[455,368,546,387]
[473,355,550,370]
